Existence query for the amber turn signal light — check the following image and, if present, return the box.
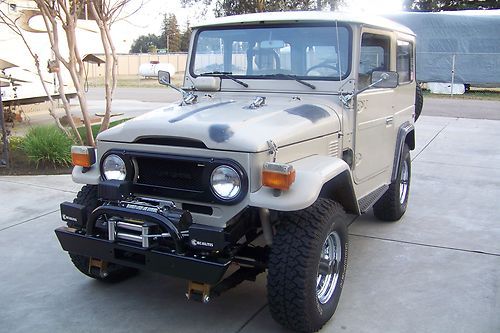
[71,146,96,168]
[262,162,296,191]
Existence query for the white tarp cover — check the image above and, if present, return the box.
[385,10,500,86]
[427,82,466,94]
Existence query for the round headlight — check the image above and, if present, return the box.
[102,154,127,180]
[210,165,241,200]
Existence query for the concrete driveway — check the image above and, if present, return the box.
[0,115,499,333]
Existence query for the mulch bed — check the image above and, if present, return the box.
[0,148,72,176]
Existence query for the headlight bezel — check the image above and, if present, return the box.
[100,152,134,182]
[210,164,242,201]
[102,154,127,180]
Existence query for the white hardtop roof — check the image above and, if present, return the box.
[193,11,415,35]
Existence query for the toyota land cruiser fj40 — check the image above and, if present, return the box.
[56,11,419,332]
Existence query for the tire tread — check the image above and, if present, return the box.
[373,145,411,221]
[268,199,347,332]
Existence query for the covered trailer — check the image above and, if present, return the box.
[385,10,500,89]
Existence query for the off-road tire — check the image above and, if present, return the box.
[415,84,423,121]
[68,185,137,282]
[73,184,99,218]
[268,199,348,332]
[373,144,411,221]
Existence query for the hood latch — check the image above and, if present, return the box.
[267,140,278,162]
[249,96,266,109]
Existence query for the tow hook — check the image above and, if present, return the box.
[88,258,109,278]
[186,281,211,304]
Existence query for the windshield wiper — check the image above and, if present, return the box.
[199,71,248,88]
[263,73,316,90]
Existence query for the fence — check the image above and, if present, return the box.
[86,53,188,78]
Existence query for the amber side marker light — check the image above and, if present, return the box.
[262,162,296,191]
[71,146,96,168]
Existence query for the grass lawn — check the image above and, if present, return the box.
[77,118,130,143]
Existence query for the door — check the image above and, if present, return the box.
[353,30,396,184]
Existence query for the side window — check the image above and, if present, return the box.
[358,33,390,89]
[397,40,413,83]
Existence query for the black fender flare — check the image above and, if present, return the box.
[392,121,415,182]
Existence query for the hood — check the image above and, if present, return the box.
[97,97,341,152]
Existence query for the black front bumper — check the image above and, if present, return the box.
[55,227,231,284]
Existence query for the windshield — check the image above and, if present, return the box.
[192,24,351,80]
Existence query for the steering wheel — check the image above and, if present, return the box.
[306,61,339,76]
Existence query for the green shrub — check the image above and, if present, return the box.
[22,125,74,167]
[8,136,25,152]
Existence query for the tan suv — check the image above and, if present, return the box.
[56,11,419,332]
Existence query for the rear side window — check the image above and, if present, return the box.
[397,40,414,83]
[359,33,391,89]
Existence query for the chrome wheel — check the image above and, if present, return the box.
[399,159,409,205]
[316,231,342,304]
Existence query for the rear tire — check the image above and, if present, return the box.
[268,199,348,332]
[373,144,411,221]
[415,84,424,121]
[68,185,137,282]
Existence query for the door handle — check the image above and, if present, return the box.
[386,116,394,125]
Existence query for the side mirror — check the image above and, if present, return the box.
[339,70,399,107]
[158,70,171,85]
[371,71,398,88]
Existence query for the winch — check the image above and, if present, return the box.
[104,200,192,249]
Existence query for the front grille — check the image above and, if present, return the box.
[136,156,206,191]
[110,150,248,205]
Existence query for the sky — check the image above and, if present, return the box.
[113,0,405,53]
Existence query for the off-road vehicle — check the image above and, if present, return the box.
[56,11,419,332]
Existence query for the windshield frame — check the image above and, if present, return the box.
[189,22,353,82]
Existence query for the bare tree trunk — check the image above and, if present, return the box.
[102,22,119,132]
[0,85,9,167]
[34,56,72,138]
[89,1,113,132]
[36,0,94,146]
[62,11,95,146]
[37,4,84,144]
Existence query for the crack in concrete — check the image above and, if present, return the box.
[235,302,268,333]
[349,233,500,257]
[0,209,59,232]
[0,179,77,194]
[412,118,456,162]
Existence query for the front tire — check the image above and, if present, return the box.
[373,144,411,221]
[268,199,348,332]
[69,185,137,282]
